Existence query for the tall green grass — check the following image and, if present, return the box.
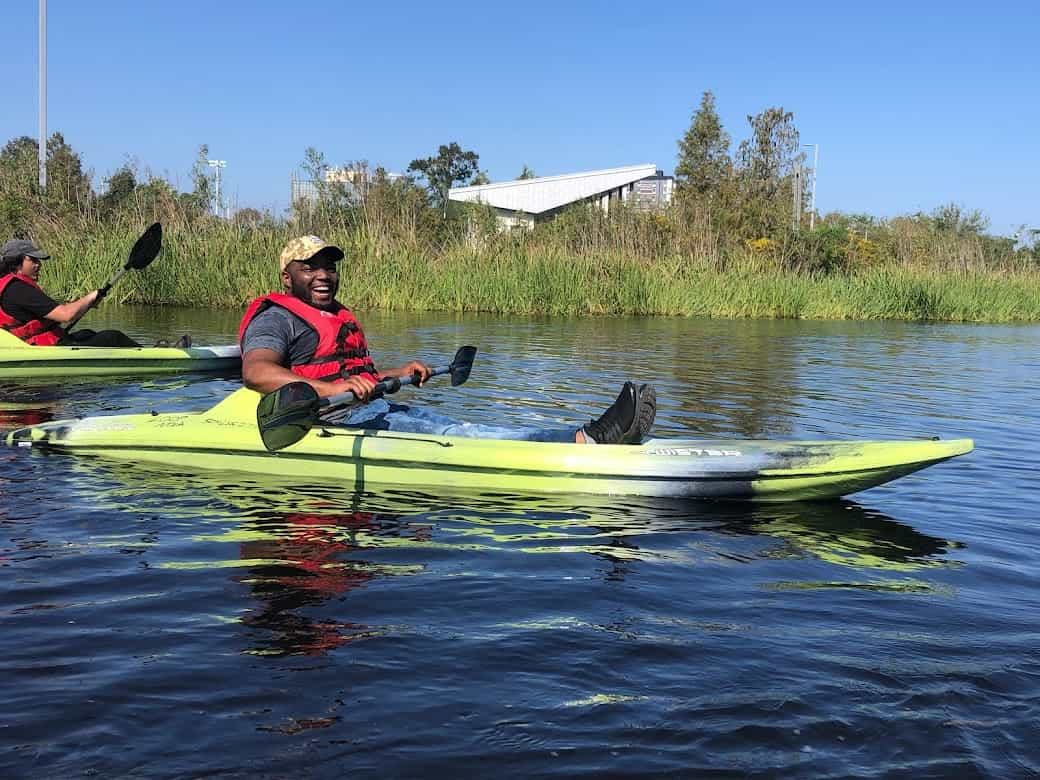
[18,187,1040,324]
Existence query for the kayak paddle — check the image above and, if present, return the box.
[64,222,163,334]
[256,345,477,452]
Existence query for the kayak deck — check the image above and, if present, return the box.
[6,388,973,501]
[0,343,241,378]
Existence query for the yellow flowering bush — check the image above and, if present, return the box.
[745,237,778,254]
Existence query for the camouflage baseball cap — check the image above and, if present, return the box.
[278,235,344,271]
[1,238,50,262]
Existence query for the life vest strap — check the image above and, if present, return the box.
[296,348,370,365]
[336,364,378,379]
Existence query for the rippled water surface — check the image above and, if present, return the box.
[1,308,1037,778]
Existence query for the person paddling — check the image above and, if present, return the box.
[240,236,656,444]
[0,238,142,347]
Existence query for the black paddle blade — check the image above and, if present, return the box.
[257,381,322,452]
[449,346,477,386]
[126,222,162,270]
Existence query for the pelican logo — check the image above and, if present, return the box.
[644,447,741,457]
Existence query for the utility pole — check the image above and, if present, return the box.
[38,0,47,192]
[803,144,819,229]
[207,159,226,218]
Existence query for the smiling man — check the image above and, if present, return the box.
[240,235,656,444]
[239,235,431,402]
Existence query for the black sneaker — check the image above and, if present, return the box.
[629,383,657,444]
[583,382,638,444]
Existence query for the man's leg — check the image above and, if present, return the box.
[59,330,141,347]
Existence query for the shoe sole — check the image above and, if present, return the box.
[626,384,657,444]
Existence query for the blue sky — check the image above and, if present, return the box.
[2,0,1036,234]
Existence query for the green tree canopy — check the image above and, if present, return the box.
[407,142,480,214]
[737,106,800,198]
[45,132,92,209]
[517,165,536,180]
[675,90,731,197]
[0,133,95,233]
[99,163,138,215]
[731,106,803,235]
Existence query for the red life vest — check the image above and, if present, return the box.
[0,273,64,346]
[238,293,378,383]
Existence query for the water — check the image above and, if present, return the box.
[1,308,1037,778]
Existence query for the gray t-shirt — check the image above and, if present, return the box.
[240,306,320,366]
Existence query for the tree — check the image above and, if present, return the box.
[517,165,536,180]
[293,147,361,220]
[45,132,92,210]
[736,106,800,198]
[732,107,803,235]
[407,142,480,215]
[232,207,266,227]
[931,203,988,237]
[189,144,212,214]
[0,137,38,236]
[0,133,94,227]
[0,135,37,167]
[675,91,731,197]
[470,170,490,185]
[98,163,138,215]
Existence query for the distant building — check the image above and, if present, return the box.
[291,167,403,206]
[290,173,320,206]
[448,164,673,230]
[629,170,675,210]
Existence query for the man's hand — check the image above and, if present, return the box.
[392,360,433,386]
[319,374,377,401]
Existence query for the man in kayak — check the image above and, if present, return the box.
[1,238,142,347]
[240,235,656,444]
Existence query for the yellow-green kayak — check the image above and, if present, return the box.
[6,387,973,501]
[0,329,240,378]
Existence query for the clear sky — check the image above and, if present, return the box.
[2,0,1037,234]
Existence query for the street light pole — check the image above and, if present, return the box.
[207,159,226,218]
[38,0,47,192]
[803,143,818,229]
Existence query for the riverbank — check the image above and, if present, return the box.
[34,227,1040,323]
[7,131,1038,323]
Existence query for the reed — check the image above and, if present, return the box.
[26,217,1040,323]
[9,160,1038,322]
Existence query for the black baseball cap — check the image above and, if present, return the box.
[1,239,50,262]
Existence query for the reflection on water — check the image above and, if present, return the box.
[1,310,1035,777]
[0,399,54,427]
[235,511,415,657]
[75,461,964,657]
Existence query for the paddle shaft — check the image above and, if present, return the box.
[62,271,122,333]
[64,222,162,334]
[98,265,130,296]
[256,346,476,452]
[317,362,453,417]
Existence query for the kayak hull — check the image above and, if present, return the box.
[6,388,973,501]
[0,343,241,378]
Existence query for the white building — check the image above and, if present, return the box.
[448,164,673,230]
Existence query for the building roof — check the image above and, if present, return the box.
[448,164,658,215]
